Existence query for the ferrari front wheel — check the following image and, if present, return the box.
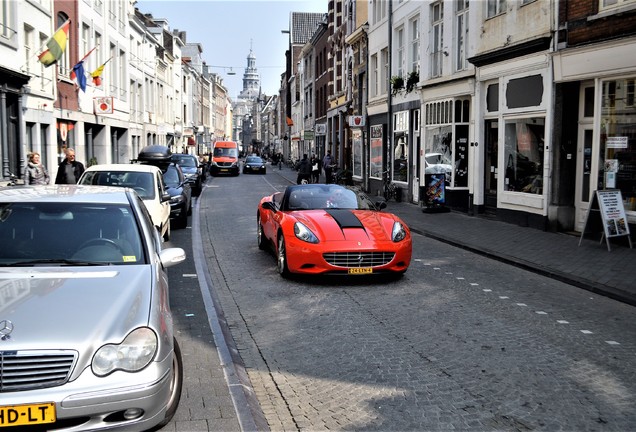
[257,215,266,250]
[277,234,290,278]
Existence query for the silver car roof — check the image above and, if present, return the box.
[0,185,132,204]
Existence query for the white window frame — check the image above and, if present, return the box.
[409,16,420,74]
[396,26,404,78]
[455,0,469,72]
[487,0,506,18]
[430,2,443,78]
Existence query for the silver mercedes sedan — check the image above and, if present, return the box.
[0,185,186,431]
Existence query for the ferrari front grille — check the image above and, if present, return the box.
[323,251,395,268]
[0,350,76,392]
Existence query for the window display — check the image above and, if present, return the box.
[600,78,636,212]
[503,118,545,194]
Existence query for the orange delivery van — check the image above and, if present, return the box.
[210,141,240,176]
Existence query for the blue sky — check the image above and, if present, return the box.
[136,0,327,99]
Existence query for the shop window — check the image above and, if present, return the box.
[486,84,499,112]
[600,77,636,212]
[503,118,545,194]
[393,133,409,183]
[370,125,384,179]
[506,75,543,109]
[425,125,453,185]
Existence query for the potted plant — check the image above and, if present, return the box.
[406,70,419,93]
[390,75,404,95]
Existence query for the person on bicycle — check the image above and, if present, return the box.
[296,154,312,184]
[322,150,333,184]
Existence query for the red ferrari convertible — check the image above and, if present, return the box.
[257,184,412,277]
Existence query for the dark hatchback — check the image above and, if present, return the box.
[243,155,267,174]
[171,154,204,196]
[163,163,192,229]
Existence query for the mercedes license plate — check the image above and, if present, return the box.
[0,403,56,427]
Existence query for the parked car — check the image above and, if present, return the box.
[163,162,192,229]
[243,155,267,174]
[425,152,453,183]
[0,185,186,430]
[78,164,171,241]
[257,184,412,277]
[170,153,204,196]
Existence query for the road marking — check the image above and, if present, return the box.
[456,277,465,280]
[557,320,569,324]
[483,289,492,292]
[499,296,509,299]
[516,303,527,307]
[183,274,197,278]
[581,330,593,334]
[535,311,548,315]
[606,341,620,345]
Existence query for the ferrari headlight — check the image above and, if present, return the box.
[392,221,407,242]
[92,327,157,376]
[294,222,319,244]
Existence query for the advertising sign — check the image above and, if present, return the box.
[579,189,633,251]
[421,173,449,213]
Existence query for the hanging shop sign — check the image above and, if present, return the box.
[315,124,327,135]
[94,97,113,114]
[579,189,633,251]
[348,115,365,127]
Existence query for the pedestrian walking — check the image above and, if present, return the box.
[55,148,85,184]
[311,154,321,183]
[296,154,312,184]
[24,152,50,185]
[322,150,333,184]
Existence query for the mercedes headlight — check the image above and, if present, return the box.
[92,327,157,376]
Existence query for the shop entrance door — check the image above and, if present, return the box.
[483,120,498,215]
[575,127,595,231]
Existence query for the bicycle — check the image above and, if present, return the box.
[382,170,398,201]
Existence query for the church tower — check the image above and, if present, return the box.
[238,43,260,101]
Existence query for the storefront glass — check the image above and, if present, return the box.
[370,125,384,179]
[600,77,636,212]
[393,111,409,183]
[352,130,362,178]
[503,117,544,194]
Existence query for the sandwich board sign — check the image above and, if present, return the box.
[578,189,633,251]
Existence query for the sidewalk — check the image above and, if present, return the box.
[273,164,636,306]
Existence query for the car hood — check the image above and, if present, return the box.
[180,166,197,174]
[0,266,153,349]
[293,209,397,242]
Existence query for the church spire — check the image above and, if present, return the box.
[238,44,260,101]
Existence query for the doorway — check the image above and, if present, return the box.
[484,119,498,215]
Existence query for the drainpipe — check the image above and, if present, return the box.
[387,0,393,186]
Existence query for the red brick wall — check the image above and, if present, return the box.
[563,0,636,47]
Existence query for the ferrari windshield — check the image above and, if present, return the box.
[0,202,144,265]
[285,184,378,211]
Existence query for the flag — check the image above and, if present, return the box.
[70,47,98,91]
[70,62,87,92]
[91,57,111,86]
[286,116,294,127]
[38,19,71,67]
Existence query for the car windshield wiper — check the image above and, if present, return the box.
[0,259,111,267]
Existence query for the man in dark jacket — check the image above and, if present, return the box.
[296,154,312,184]
[55,148,85,184]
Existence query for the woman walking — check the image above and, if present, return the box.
[25,152,50,185]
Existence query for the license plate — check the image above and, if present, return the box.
[220,169,229,172]
[348,267,373,275]
[0,403,56,427]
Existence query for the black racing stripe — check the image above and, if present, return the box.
[326,209,364,229]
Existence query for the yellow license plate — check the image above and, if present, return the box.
[0,402,56,427]
[348,267,373,275]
